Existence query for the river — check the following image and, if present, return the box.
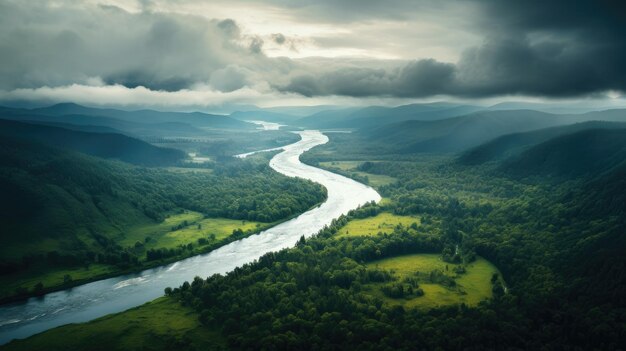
[0,130,381,344]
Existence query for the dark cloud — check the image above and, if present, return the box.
[249,36,264,54]
[0,3,258,92]
[103,71,194,91]
[280,60,455,98]
[395,60,455,97]
[276,0,626,98]
[0,0,625,100]
[272,33,286,45]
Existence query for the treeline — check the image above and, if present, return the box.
[164,223,520,350]
[168,223,447,350]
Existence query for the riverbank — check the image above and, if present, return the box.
[0,193,330,306]
[0,130,379,345]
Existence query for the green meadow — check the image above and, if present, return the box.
[120,210,268,250]
[0,264,118,301]
[365,254,502,308]
[336,212,420,237]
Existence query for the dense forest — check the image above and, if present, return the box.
[0,136,326,301]
[0,119,187,166]
[131,120,625,350]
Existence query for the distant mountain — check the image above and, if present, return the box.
[360,109,567,153]
[500,129,626,178]
[19,121,125,135]
[486,100,623,114]
[575,109,626,123]
[264,105,345,117]
[296,107,362,128]
[229,110,296,123]
[297,102,482,129]
[0,106,207,137]
[459,121,626,165]
[32,103,254,129]
[359,109,626,154]
[0,119,186,166]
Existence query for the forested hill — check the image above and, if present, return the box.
[0,136,326,293]
[297,102,481,129]
[359,110,566,153]
[459,121,626,165]
[0,119,186,166]
[500,128,626,178]
[229,110,296,123]
[31,103,254,129]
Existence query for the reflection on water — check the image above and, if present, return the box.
[0,130,380,344]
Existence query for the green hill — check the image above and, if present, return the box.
[500,128,626,178]
[229,110,297,123]
[32,103,254,129]
[0,136,326,299]
[0,119,186,166]
[0,106,206,137]
[297,102,481,129]
[359,110,565,153]
[459,121,626,165]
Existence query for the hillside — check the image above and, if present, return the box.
[0,137,172,263]
[32,103,254,129]
[0,136,326,299]
[297,102,481,129]
[500,128,626,178]
[0,119,186,166]
[0,107,206,137]
[459,121,626,165]
[229,110,297,123]
[357,109,568,153]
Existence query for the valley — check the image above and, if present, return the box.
[3,2,626,349]
[1,102,625,350]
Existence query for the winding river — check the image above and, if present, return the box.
[0,130,381,345]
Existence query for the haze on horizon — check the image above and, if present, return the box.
[1,0,625,112]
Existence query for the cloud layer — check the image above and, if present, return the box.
[0,0,624,108]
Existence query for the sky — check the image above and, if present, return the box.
[1,0,625,112]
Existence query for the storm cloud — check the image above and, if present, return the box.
[277,0,626,98]
[0,0,624,107]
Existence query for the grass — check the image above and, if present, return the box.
[120,211,268,250]
[0,264,117,300]
[0,211,270,303]
[319,161,396,188]
[336,212,420,237]
[364,254,501,309]
[2,297,224,351]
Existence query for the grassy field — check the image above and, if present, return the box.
[319,161,396,187]
[336,212,420,237]
[120,211,267,250]
[2,297,223,351]
[0,211,270,302]
[365,254,501,308]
